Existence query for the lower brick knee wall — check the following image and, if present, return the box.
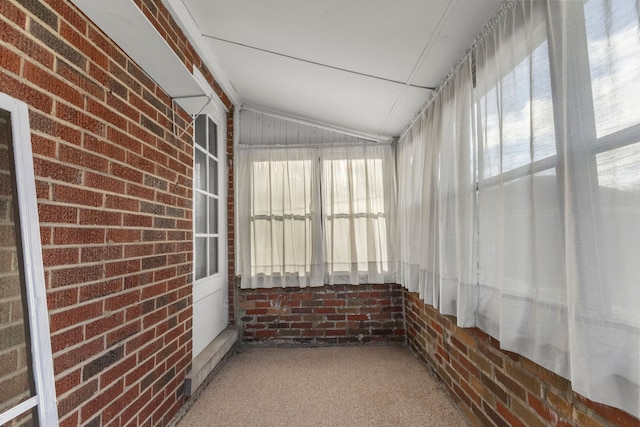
[404,289,639,427]
[238,284,405,344]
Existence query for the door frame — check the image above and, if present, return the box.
[191,98,229,358]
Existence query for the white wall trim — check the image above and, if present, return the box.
[0,93,59,426]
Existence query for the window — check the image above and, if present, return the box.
[321,146,395,285]
[476,2,566,311]
[581,0,640,322]
[250,157,317,281]
[194,115,220,280]
[237,144,396,289]
[398,0,640,418]
[0,94,58,426]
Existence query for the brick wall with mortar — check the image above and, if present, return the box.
[239,284,405,344]
[404,289,640,427]
[0,0,234,426]
[226,113,235,326]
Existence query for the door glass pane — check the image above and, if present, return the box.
[194,149,206,191]
[2,407,38,427]
[195,237,207,281]
[209,157,218,196]
[194,192,206,234]
[208,197,218,234]
[208,118,217,157]
[0,109,37,416]
[195,115,206,149]
[209,237,218,275]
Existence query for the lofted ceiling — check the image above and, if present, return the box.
[164,0,504,141]
[73,0,504,142]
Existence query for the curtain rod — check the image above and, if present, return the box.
[398,0,516,141]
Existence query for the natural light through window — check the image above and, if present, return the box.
[238,145,395,288]
[586,0,640,138]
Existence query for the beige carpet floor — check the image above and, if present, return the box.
[177,345,468,427]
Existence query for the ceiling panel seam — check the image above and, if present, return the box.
[201,33,436,91]
[377,0,460,139]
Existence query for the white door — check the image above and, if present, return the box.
[192,112,228,357]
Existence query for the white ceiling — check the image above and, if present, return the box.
[73,0,504,142]
[168,0,504,141]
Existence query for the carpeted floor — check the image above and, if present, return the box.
[177,345,468,427]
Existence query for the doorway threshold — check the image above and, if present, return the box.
[184,326,239,397]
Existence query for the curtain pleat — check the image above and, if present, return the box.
[397,56,476,323]
[321,145,397,285]
[237,147,324,288]
[397,0,640,418]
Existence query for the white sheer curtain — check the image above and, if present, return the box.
[397,55,476,322]
[476,0,570,377]
[548,0,640,416]
[398,0,640,418]
[237,147,323,288]
[237,143,396,289]
[321,145,396,285]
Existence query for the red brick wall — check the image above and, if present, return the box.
[239,284,405,344]
[404,289,640,427]
[0,0,233,426]
[138,0,237,328]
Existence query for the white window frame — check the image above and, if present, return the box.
[240,145,395,286]
[0,93,59,426]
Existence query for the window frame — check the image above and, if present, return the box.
[240,144,395,287]
[0,93,58,426]
[475,0,640,320]
[548,0,640,322]
[475,2,558,189]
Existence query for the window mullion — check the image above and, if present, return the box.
[545,0,608,307]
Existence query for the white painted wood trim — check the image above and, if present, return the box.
[0,397,38,424]
[161,0,241,105]
[0,93,59,426]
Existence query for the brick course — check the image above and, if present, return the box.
[239,284,405,344]
[4,0,639,426]
[404,289,640,427]
[0,0,233,425]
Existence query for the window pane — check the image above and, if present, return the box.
[195,115,206,149]
[0,110,36,416]
[596,142,640,323]
[208,118,217,157]
[194,149,206,191]
[480,40,556,178]
[194,237,207,281]
[586,0,640,137]
[208,157,218,196]
[208,197,218,234]
[322,154,390,276]
[479,169,565,302]
[249,158,315,278]
[208,237,218,275]
[194,192,206,234]
[1,406,38,427]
